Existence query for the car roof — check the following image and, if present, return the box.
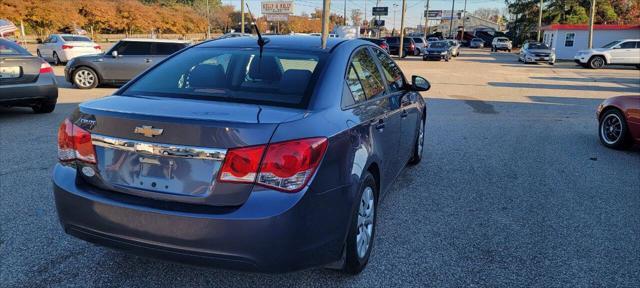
[197,35,347,53]
[120,38,190,44]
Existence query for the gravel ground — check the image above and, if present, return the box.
[1,49,639,287]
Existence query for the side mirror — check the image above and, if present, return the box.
[411,75,430,92]
[111,51,118,58]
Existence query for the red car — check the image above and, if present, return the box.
[597,96,640,149]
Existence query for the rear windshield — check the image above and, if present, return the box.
[0,40,30,55]
[430,42,448,48]
[61,36,92,42]
[413,38,424,43]
[496,38,509,42]
[528,43,549,49]
[122,47,324,108]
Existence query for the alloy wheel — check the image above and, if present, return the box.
[74,70,96,88]
[356,186,375,259]
[590,57,605,69]
[600,113,622,144]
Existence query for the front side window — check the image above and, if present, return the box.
[602,40,621,48]
[619,41,637,49]
[373,48,405,93]
[348,48,385,99]
[123,48,323,108]
[564,33,575,47]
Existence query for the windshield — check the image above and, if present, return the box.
[602,41,621,48]
[61,36,92,42]
[528,43,549,49]
[413,38,424,43]
[122,47,324,108]
[430,42,448,48]
[0,40,30,55]
[497,38,509,42]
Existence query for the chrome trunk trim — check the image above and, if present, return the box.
[91,134,226,161]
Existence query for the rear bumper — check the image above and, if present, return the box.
[423,54,446,60]
[52,164,353,272]
[59,50,101,62]
[0,74,57,104]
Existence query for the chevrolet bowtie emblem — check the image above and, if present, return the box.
[134,126,164,137]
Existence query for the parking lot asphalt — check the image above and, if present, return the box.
[1,49,639,287]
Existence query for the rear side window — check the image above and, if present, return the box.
[0,40,30,55]
[122,47,323,108]
[619,41,637,49]
[152,43,186,55]
[116,42,151,55]
[373,48,404,93]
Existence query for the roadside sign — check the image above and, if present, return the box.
[261,1,294,14]
[425,10,442,19]
[372,7,388,16]
[442,10,464,20]
[373,19,385,27]
[266,14,289,21]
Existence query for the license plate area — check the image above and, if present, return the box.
[0,66,21,79]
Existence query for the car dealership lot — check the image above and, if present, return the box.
[1,49,639,287]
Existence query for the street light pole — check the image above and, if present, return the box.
[321,0,332,49]
[537,0,542,42]
[588,0,596,48]
[448,0,456,39]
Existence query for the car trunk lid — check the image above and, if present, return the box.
[76,95,306,206]
[0,56,42,85]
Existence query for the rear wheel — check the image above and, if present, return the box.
[36,49,42,58]
[53,52,62,66]
[32,99,56,114]
[73,67,99,89]
[589,56,606,69]
[599,109,631,149]
[344,171,377,274]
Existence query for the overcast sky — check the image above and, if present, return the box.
[225,0,507,30]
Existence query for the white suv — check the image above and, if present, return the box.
[574,39,640,69]
[491,37,512,52]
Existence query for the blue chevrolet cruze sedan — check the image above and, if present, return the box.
[53,36,430,274]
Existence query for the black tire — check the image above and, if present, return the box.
[508,49,512,53]
[635,64,640,69]
[422,56,427,61]
[444,55,450,62]
[72,67,99,89]
[36,49,42,58]
[599,109,631,149]
[32,99,56,114]
[401,50,407,58]
[53,52,62,66]
[344,171,377,275]
[588,56,606,69]
[408,117,425,165]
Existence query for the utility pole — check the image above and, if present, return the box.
[424,0,430,37]
[206,0,211,38]
[448,0,456,39]
[461,0,467,41]
[537,0,543,42]
[321,0,332,49]
[344,0,347,25]
[398,0,406,58]
[588,0,596,48]
[241,0,245,34]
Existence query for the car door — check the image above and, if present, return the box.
[372,47,419,166]
[610,41,636,64]
[345,47,402,192]
[100,41,152,82]
[40,36,54,59]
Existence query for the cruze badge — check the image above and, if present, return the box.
[134,125,164,137]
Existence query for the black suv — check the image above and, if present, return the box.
[384,37,417,58]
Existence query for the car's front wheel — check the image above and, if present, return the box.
[408,118,425,165]
[344,171,377,275]
[72,67,99,89]
[599,109,631,149]
[53,52,62,66]
[589,56,606,69]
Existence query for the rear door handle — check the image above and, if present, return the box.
[144,58,152,63]
[374,119,385,130]
[401,110,408,118]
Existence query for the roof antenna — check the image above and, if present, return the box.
[245,3,269,58]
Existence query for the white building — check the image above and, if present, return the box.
[542,24,640,60]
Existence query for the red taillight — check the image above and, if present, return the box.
[61,45,73,50]
[219,145,265,183]
[94,45,101,50]
[39,62,53,74]
[218,137,328,192]
[57,119,96,164]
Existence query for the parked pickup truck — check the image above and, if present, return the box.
[574,39,640,69]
